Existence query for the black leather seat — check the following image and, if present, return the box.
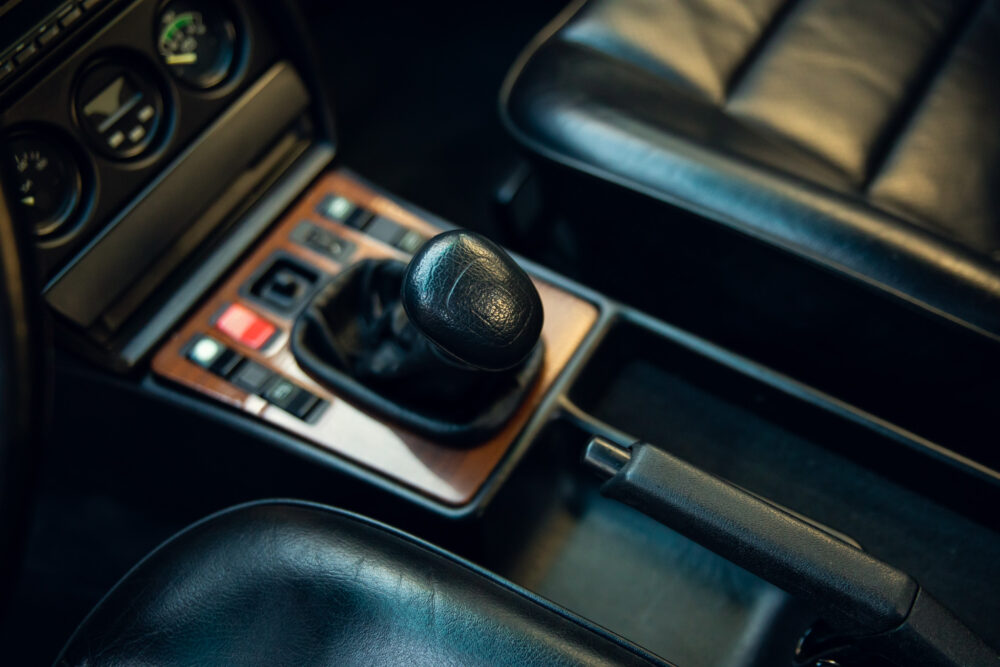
[56,501,663,666]
[502,0,1000,337]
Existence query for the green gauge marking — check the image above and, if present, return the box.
[156,3,237,89]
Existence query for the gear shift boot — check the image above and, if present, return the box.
[291,234,545,444]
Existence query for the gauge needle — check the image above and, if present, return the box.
[165,53,198,65]
[21,196,35,207]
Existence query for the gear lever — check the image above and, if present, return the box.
[292,230,545,443]
[402,230,544,371]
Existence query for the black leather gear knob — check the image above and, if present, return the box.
[402,230,544,371]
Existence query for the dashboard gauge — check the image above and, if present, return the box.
[157,1,237,89]
[75,61,165,160]
[2,132,83,237]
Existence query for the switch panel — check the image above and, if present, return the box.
[182,334,325,422]
[290,222,355,263]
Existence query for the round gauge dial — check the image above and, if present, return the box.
[157,2,238,89]
[2,133,83,238]
[75,61,165,160]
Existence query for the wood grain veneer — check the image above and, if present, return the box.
[152,171,599,506]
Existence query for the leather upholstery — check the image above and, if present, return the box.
[403,231,544,371]
[57,501,664,666]
[502,0,1000,337]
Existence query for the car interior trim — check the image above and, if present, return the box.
[44,60,310,328]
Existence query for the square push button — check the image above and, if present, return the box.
[13,43,38,66]
[229,360,275,394]
[215,303,277,350]
[365,216,407,245]
[316,195,358,223]
[264,379,320,419]
[59,7,83,28]
[38,25,61,47]
[291,222,356,263]
[185,335,241,376]
[187,335,226,368]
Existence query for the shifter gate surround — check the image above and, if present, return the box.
[151,169,601,508]
[292,259,545,445]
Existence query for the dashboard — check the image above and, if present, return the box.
[3,0,255,248]
[0,0,332,371]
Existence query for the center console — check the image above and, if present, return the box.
[151,163,1000,529]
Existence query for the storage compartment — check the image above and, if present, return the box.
[567,317,1000,528]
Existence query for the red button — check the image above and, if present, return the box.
[215,303,276,350]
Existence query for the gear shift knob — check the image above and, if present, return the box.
[402,231,544,371]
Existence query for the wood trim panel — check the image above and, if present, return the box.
[152,171,599,506]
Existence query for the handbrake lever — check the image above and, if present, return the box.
[584,437,999,667]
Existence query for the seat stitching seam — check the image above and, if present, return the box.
[862,0,988,193]
[723,0,803,103]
